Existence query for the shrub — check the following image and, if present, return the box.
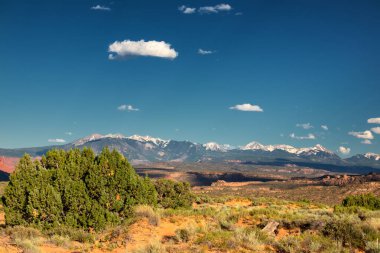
[154,179,194,209]
[3,148,157,231]
[175,228,191,242]
[341,194,380,210]
[322,216,365,249]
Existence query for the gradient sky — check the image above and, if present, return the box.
[1,0,380,156]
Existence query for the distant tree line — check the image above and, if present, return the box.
[2,148,193,231]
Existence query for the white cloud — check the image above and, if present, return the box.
[178,5,196,14]
[65,132,73,136]
[48,139,66,143]
[198,49,213,55]
[199,4,232,13]
[229,103,263,112]
[321,125,328,131]
[371,127,380,134]
[296,123,313,130]
[118,104,139,112]
[368,118,380,124]
[338,146,351,155]
[108,40,178,59]
[290,133,316,140]
[348,130,374,140]
[180,3,232,14]
[91,5,111,11]
[361,139,372,145]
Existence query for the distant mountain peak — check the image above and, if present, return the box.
[241,141,266,150]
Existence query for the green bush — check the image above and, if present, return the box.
[154,179,194,209]
[3,148,157,231]
[341,194,380,210]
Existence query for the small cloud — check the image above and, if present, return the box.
[91,5,111,11]
[65,132,73,136]
[371,127,380,134]
[118,104,139,112]
[348,130,374,140]
[321,125,328,131]
[296,123,313,130]
[108,40,178,60]
[368,117,380,124]
[198,49,213,55]
[290,133,316,140]
[338,146,351,155]
[361,139,372,145]
[229,103,263,112]
[235,12,243,16]
[178,5,196,14]
[199,4,232,14]
[48,139,66,143]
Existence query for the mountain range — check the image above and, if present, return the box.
[1,133,380,174]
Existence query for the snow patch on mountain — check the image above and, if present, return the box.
[241,141,333,155]
[73,133,126,146]
[128,135,169,147]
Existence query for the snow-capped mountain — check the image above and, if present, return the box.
[127,135,169,147]
[203,142,232,152]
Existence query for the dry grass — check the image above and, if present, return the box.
[135,205,161,226]
[13,237,42,253]
[133,239,167,253]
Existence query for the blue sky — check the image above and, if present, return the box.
[0,0,380,156]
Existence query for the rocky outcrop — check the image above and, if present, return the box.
[320,173,380,186]
[262,221,279,236]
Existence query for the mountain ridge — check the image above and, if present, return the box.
[0,133,379,174]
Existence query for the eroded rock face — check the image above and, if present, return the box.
[0,157,19,173]
[211,180,228,187]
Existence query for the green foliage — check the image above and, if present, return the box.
[3,148,157,231]
[154,179,194,209]
[341,193,380,210]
